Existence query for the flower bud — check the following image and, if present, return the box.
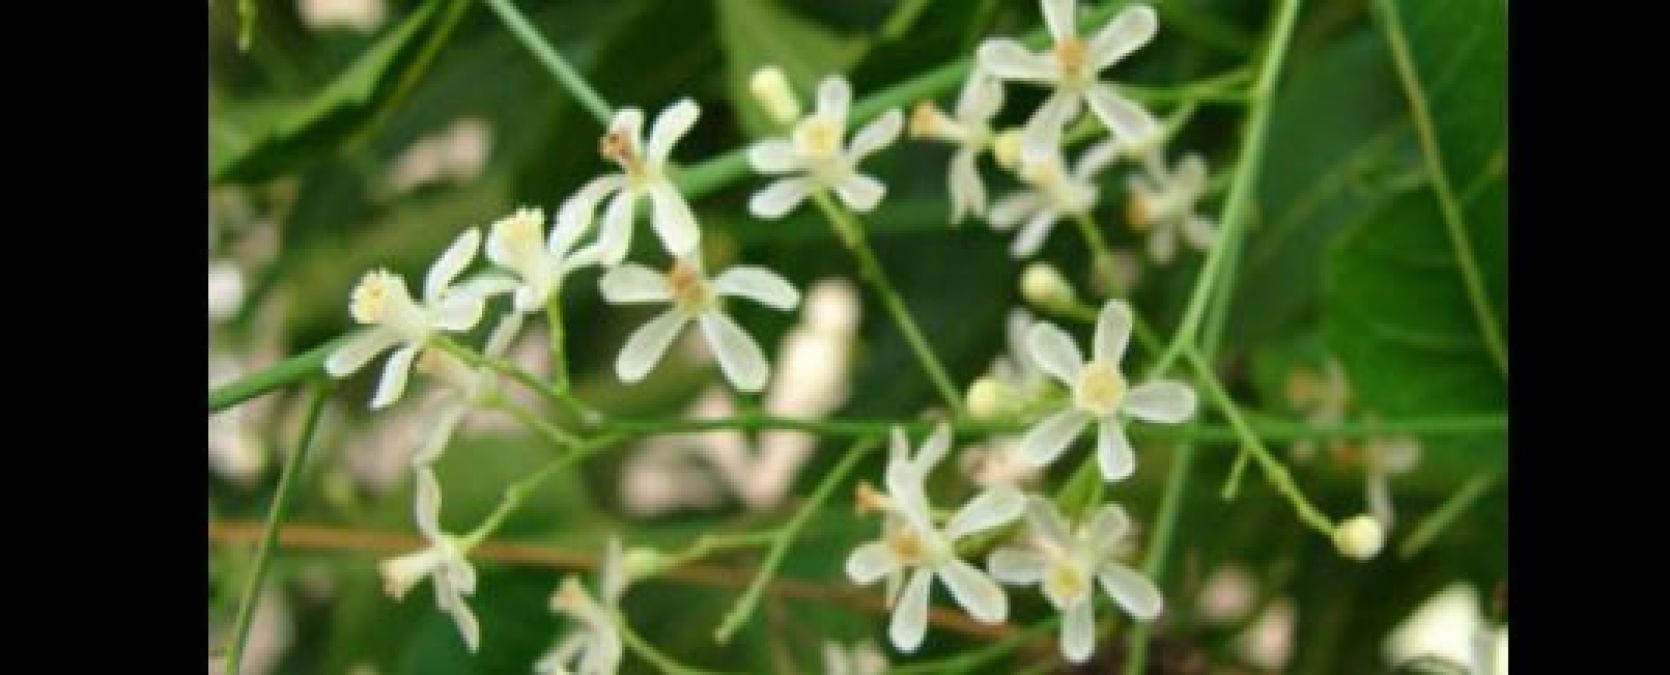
[1021,262,1079,311]
[992,128,1024,170]
[749,66,802,126]
[965,376,1009,420]
[1333,515,1385,560]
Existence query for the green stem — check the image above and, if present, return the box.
[617,614,730,675]
[1372,0,1508,378]
[1120,441,1196,675]
[811,193,966,416]
[1153,0,1303,377]
[713,437,881,642]
[1398,468,1501,559]
[545,296,570,393]
[209,334,352,413]
[483,0,613,126]
[880,0,934,41]
[224,381,331,674]
[488,397,580,451]
[460,433,624,548]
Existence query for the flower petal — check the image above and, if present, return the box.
[1086,83,1159,146]
[1072,138,1124,181]
[610,108,645,148]
[1097,563,1163,620]
[1023,495,1073,549]
[977,39,1057,83]
[1088,5,1158,71]
[647,98,700,164]
[836,173,887,212]
[371,345,420,409]
[1042,0,1078,42]
[889,569,933,652]
[848,109,904,162]
[817,76,852,128]
[425,228,481,303]
[987,192,1041,230]
[437,580,482,652]
[411,468,446,544]
[482,311,525,359]
[956,69,1005,122]
[1026,321,1086,384]
[749,177,814,219]
[699,312,770,392]
[412,404,467,466]
[712,266,800,310]
[940,558,1008,623]
[1181,214,1218,250]
[648,182,701,256]
[596,190,638,266]
[988,547,1045,585]
[616,310,689,382]
[946,486,1024,539]
[602,537,627,602]
[1096,417,1136,481]
[1086,503,1132,554]
[431,294,486,332]
[1147,222,1177,264]
[1011,208,1060,258]
[747,139,800,174]
[846,540,900,584]
[1061,599,1095,663]
[325,328,400,377]
[556,174,627,235]
[1123,381,1198,423]
[948,148,986,224]
[1020,408,1091,467]
[1093,299,1134,364]
[598,263,672,304]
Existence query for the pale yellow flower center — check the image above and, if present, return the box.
[793,117,843,159]
[1074,360,1127,416]
[885,527,928,566]
[1054,37,1091,88]
[1045,558,1090,605]
[668,260,715,314]
[600,128,655,185]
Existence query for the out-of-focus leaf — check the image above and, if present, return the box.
[714,0,865,137]
[212,0,449,184]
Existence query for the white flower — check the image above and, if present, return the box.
[297,0,386,33]
[1018,300,1197,481]
[558,99,703,266]
[822,640,888,675]
[1384,583,1507,675]
[845,425,1021,652]
[1362,435,1421,529]
[987,138,1124,258]
[378,468,480,651]
[747,76,905,218]
[1333,514,1385,560]
[1127,151,1215,263]
[325,228,495,409]
[599,254,800,392]
[485,206,597,313]
[977,1,1161,158]
[988,497,1162,663]
[408,312,525,466]
[535,538,627,675]
[909,69,1005,223]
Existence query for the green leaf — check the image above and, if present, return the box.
[713,0,865,137]
[211,0,452,184]
[1371,0,1508,372]
[1323,0,1506,456]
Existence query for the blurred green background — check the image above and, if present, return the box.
[208,0,1506,672]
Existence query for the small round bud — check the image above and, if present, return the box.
[1333,515,1385,560]
[749,66,802,126]
[1021,262,1078,310]
[992,128,1024,170]
[623,547,667,579]
[966,377,1009,420]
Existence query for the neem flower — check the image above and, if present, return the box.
[978,1,1161,158]
[747,76,904,218]
[378,469,481,651]
[1127,151,1216,264]
[910,69,1005,224]
[484,206,597,313]
[988,138,1124,258]
[845,425,1019,652]
[599,254,800,392]
[535,538,627,675]
[989,497,1163,662]
[558,99,703,266]
[1020,299,1196,480]
[326,228,493,409]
